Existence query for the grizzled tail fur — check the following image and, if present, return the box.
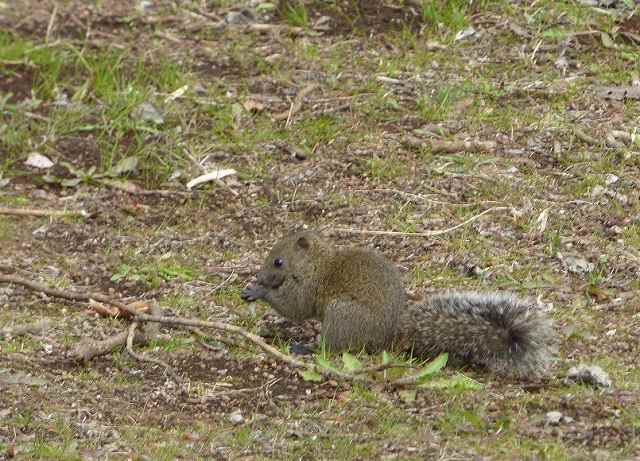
[406,291,555,377]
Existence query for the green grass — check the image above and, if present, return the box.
[282,1,311,28]
[0,32,194,184]
[422,0,470,33]
[111,261,200,288]
[362,154,408,182]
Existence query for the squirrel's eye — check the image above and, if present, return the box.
[274,257,284,268]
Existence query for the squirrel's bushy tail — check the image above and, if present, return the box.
[406,291,555,377]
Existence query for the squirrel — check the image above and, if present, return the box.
[241,231,555,377]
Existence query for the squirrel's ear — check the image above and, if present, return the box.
[296,235,310,250]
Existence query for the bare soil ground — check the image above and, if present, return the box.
[1,0,639,459]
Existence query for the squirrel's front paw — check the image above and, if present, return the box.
[290,342,315,356]
[241,283,266,302]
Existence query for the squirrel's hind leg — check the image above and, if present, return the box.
[321,298,387,352]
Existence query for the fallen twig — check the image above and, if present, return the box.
[0,272,141,317]
[0,59,36,67]
[70,302,161,361]
[404,136,497,154]
[0,207,89,218]
[45,3,58,43]
[126,322,183,385]
[137,313,309,369]
[332,207,510,238]
[274,83,320,125]
[247,23,303,35]
[98,179,192,197]
[88,299,151,319]
[69,328,143,361]
[188,377,280,403]
[191,327,246,352]
[430,139,497,154]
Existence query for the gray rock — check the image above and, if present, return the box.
[605,173,619,185]
[558,254,595,275]
[225,9,254,24]
[229,410,244,425]
[567,365,612,388]
[545,411,563,425]
[545,411,574,425]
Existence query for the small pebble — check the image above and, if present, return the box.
[228,410,244,425]
[605,173,619,185]
[545,411,573,425]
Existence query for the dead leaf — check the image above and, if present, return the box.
[88,300,120,317]
[24,152,54,169]
[164,85,189,103]
[243,99,265,112]
[186,169,237,189]
[455,26,476,42]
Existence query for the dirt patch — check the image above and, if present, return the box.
[563,425,634,449]
[55,136,103,170]
[278,0,426,35]
[2,0,146,40]
[0,65,36,103]
[0,348,329,431]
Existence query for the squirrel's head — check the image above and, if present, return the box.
[241,231,330,320]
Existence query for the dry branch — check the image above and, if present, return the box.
[0,207,89,218]
[136,313,308,369]
[404,136,497,154]
[126,322,183,385]
[69,302,163,362]
[68,328,145,361]
[333,207,510,238]
[98,179,191,197]
[246,23,303,35]
[0,272,141,318]
[274,83,319,124]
